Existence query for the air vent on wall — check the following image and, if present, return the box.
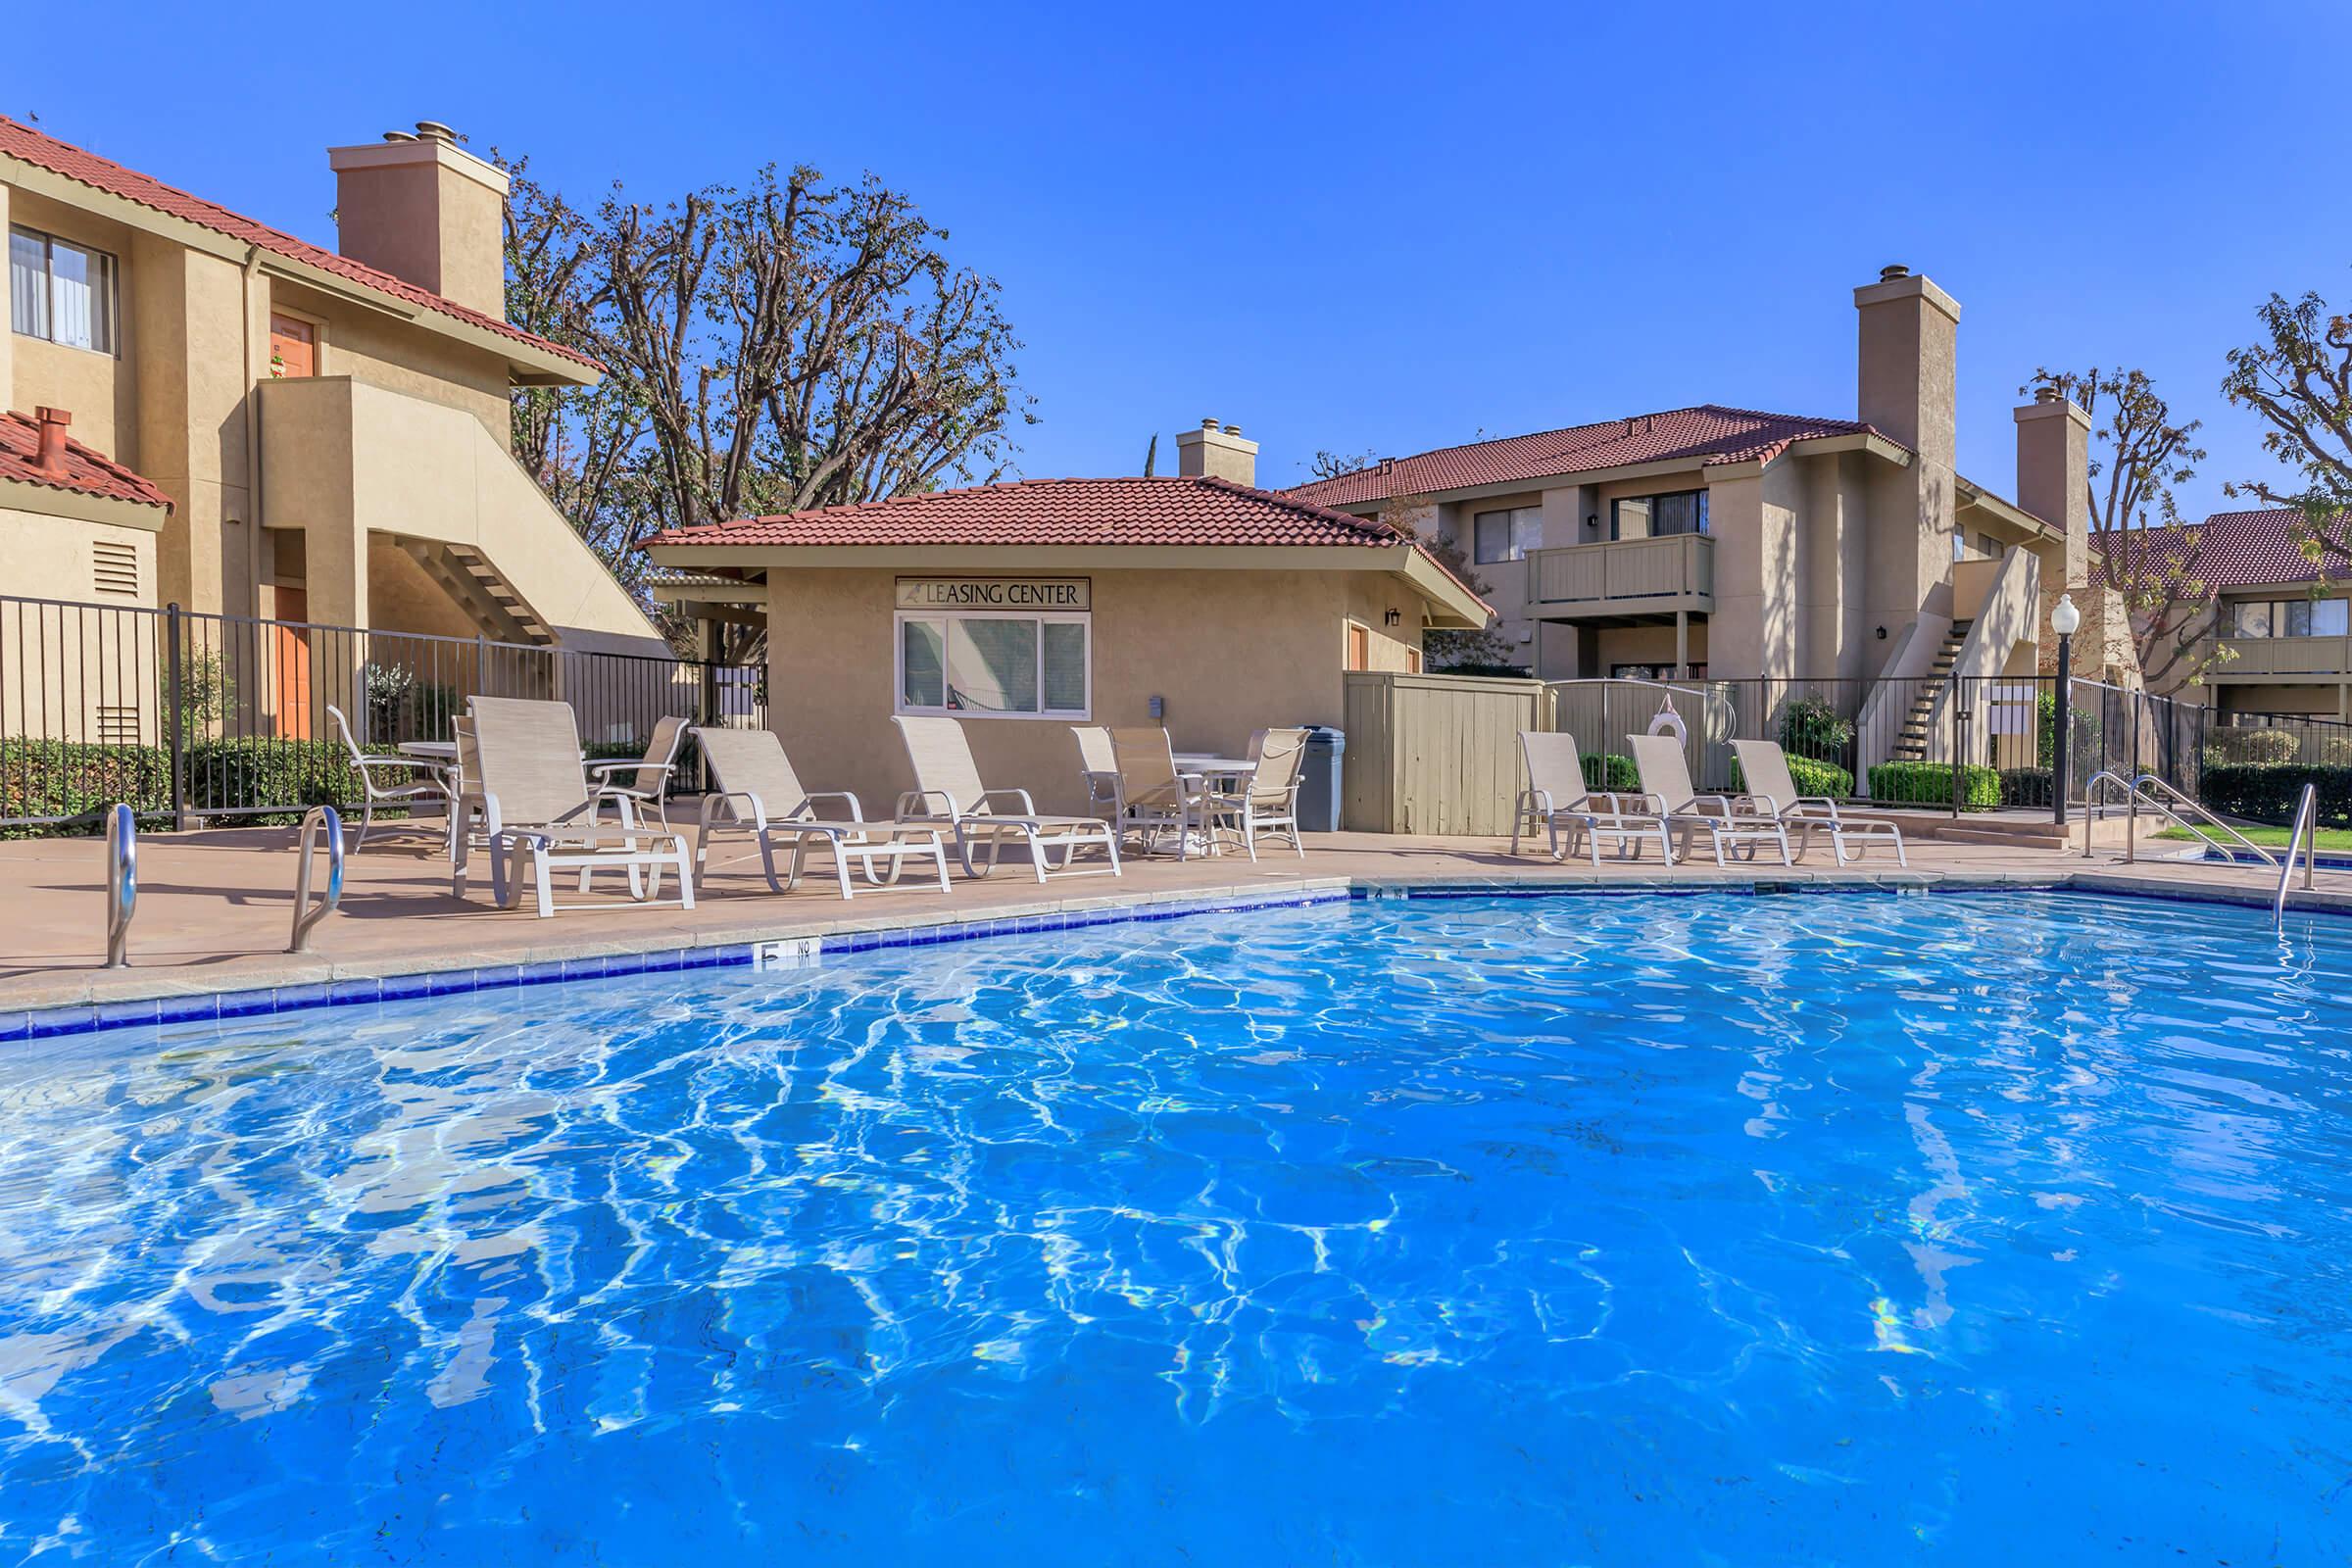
[92,540,139,599]
[95,706,140,745]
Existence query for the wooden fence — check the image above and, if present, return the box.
[1342,671,1547,835]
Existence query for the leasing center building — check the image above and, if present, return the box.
[641,429,1491,816]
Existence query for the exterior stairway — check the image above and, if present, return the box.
[1887,618,1971,760]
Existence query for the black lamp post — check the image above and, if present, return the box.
[2051,593,2081,825]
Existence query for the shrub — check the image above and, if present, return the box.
[2321,736,2352,768]
[1868,760,2000,810]
[362,662,461,743]
[2199,764,2352,828]
[2210,728,2302,766]
[1729,753,1854,799]
[1998,766,2053,808]
[0,740,175,836]
[1778,696,1853,760]
[2035,691,2105,771]
[1582,753,1637,792]
[185,739,365,826]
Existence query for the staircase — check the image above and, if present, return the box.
[1887,618,1970,760]
[400,539,555,646]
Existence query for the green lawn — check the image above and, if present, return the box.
[2153,823,2352,850]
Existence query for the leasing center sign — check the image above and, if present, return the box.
[895,577,1091,612]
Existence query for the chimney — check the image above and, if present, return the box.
[33,407,70,476]
[1174,416,1258,488]
[2016,382,2091,588]
[1854,265,1960,469]
[326,122,511,319]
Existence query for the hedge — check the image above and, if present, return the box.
[1582,753,1637,792]
[1869,760,2000,809]
[186,739,368,826]
[0,740,176,835]
[1730,754,1855,800]
[2207,729,2302,767]
[1998,766,2053,808]
[2199,764,2352,828]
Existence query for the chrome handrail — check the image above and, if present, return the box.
[2276,783,2318,929]
[2080,769,2280,867]
[289,806,345,954]
[2130,773,2281,868]
[2081,770,2135,858]
[103,803,136,969]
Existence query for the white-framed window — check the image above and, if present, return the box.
[896,609,1091,718]
[2231,596,2350,638]
[10,225,118,354]
[1472,506,1543,564]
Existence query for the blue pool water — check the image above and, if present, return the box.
[3,891,2350,1564]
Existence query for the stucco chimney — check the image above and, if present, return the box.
[1854,265,1960,468]
[326,122,512,319]
[1175,416,1258,488]
[2016,382,2091,588]
[32,407,70,476]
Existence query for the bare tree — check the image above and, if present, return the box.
[2222,287,2352,571]
[2023,367,2215,688]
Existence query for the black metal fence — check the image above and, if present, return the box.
[0,595,762,831]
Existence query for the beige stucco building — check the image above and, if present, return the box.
[2121,509,2352,719]
[0,112,663,742]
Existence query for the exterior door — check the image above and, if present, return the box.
[272,585,313,739]
[269,314,316,379]
[1346,622,1370,672]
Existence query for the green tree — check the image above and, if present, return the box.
[2221,287,2352,573]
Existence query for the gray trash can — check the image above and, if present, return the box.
[1298,725,1346,832]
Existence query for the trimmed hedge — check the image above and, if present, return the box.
[0,740,175,835]
[2200,764,2352,828]
[1582,753,1637,792]
[186,739,367,826]
[2209,728,2302,766]
[1730,754,1855,800]
[1869,760,2000,810]
[1998,766,2053,808]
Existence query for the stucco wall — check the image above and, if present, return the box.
[761,564,1433,817]
[266,276,514,443]
[0,505,162,742]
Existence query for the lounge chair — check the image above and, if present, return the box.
[893,715,1122,881]
[1625,733,1792,868]
[326,703,444,854]
[588,715,690,832]
[691,725,951,898]
[459,697,695,917]
[1110,726,1216,858]
[1511,730,1674,866]
[1070,725,1124,823]
[1204,727,1309,859]
[1731,739,1906,866]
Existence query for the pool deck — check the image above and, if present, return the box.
[0,810,2341,1031]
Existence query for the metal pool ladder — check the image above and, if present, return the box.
[2276,783,2319,930]
[103,803,136,969]
[2081,770,2281,868]
[289,807,346,954]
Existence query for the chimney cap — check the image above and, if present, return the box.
[2034,384,2063,405]
[381,129,419,143]
[414,121,459,144]
[1200,416,1219,429]
[34,406,70,426]
[1223,423,1242,436]
[1879,264,1911,282]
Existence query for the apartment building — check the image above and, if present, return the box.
[0,115,662,662]
[2125,509,2352,719]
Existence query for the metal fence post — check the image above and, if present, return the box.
[164,602,186,833]
[1947,675,1963,819]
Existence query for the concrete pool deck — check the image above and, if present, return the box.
[0,818,2342,1031]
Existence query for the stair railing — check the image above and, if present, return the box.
[2082,769,2283,867]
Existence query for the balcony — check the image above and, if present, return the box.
[1525,534,1713,621]
[2209,635,2352,682]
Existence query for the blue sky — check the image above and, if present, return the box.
[20,1,2348,519]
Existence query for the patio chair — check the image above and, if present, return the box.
[588,715,690,832]
[1625,733,1792,868]
[1731,739,1907,867]
[1204,726,1309,859]
[326,704,444,854]
[1110,726,1216,859]
[691,725,951,899]
[1511,730,1674,866]
[893,715,1122,882]
[1070,725,1124,823]
[458,697,695,917]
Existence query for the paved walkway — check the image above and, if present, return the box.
[0,812,2334,1020]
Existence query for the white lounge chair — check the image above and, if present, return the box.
[326,704,444,853]
[459,697,695,917]
[1110,726,1216,858]
[1070,724,1124,823]
[1206,726,1309,859]
[589,715,690,832]
[1731,739,1907,866]
[893,715,1122,882]
[1625,733,1792,868]
[692,725,951,898]
[1512,730,1673,866]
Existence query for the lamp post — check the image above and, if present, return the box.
[2050,593,2081,825]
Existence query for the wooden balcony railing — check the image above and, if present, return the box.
[1525,534,1713,616]
[2211,635,2352,681]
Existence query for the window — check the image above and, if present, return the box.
[896,611,1089,717]
[11,226,117,353]
[1610,662,1707,680]
[2232,597,2350,638]
[1610,489,1707,541]
[1472,506,1542,564]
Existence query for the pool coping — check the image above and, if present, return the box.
[7,864,2346,1042]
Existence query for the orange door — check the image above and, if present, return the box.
[1346,622,1370,671]
[273,586,313,739]
[270,315,316,379]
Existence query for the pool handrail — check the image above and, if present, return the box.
[103,802,136,969]
[2080,769,2280,869]
[289,806,345,954]
[2276,783,2318,930]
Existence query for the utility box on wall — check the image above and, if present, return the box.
[1341,671,1549,835]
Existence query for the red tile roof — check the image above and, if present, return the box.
[0,412,172,512]
[1285,405,1886,508]
[644,474,1491,612]
[2103,510,2352,589]
[0,116,600,376]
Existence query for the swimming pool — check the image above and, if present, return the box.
[2,890,2347,1563]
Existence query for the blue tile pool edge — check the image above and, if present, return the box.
[12,872,2346,1043]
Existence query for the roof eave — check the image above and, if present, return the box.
[0,473,171,530]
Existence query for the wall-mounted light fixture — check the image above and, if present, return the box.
[1875,626,1888,640]
[1384,609,1401,627]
